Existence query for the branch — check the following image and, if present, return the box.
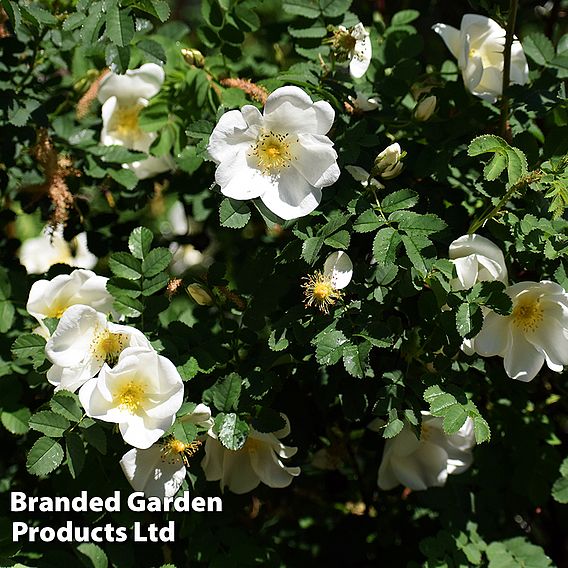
[499,0,519,141]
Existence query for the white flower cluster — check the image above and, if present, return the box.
[449,234,568,382]
[26,269,301,497]
[27,269,184,450]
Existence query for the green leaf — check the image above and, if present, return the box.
[0,301,15,333]
[383,410,404,438]
[29,411,70,438]
[484,153,507,181]
[108,252,142,280]
[65,432,85,479]
[324,229,350,249]
[11,334,46,366]
[391,9,419,26]
[219,198,251,229]
[456,302,483,339]
[373,227,401,265]
[1,408,31,435]
[302,236,324,265]
[552,457,568,503]
[135,0,170,21]
[112,296,144,318]
[105,5,134,47]
[486,537,552,568]
[473,415,491,444]
[390,211,447,234]
[204,373,242,412]
[171,421,198,444]
[353,209,383,233]
[282,0,320,19]
[269,328,289,351]
[50,391,83,422]
[107,277,142,299]
[76,543,109,568]
[136,39,167,64]
[26,437,64,476]
[141,247,172,278]
[129,227,154,259]
[381,189,419,213]
[142,273,169,296]
[319,0,352,18]
[442,405,468,434]
[109,167,138,189]
[177,357,200,381]
[342,341,371,378]
[234,4,261,31]
[314,330,349,365]
[138,102,169,131]
[217,413,250,451]
[80,422,107,454]
[523,32,555,66]
[401,234,432,276]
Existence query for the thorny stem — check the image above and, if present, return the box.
[468,170,543,234]
[499,0,519,141]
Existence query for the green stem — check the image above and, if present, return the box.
[468,170,543,234]
[499,0,519,141]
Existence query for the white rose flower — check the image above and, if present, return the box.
[433,14,529,103]
[207,85,340,220]
[46,305,152,392]
[79,347,185,449]
[19,229,96,275]
[474,281,568,382]
[449,234,508,291]
[26,269,113,335]
[97,63,175,180]
[371,412,475,491]
[201,414,300,494]
[374,143,403,180]
[120,404,213,498]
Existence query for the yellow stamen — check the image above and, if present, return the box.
[91,329,127,366]
[116,381,145,413]
[511,298,544,333]
[160,438,202,466]
[250,130,295,175]
[302,271,343,314]
[108,104,144,143]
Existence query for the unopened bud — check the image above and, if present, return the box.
[372,143,404,180]
[414,95,437,121]
[187,283,213,306]
[181,48,205,68]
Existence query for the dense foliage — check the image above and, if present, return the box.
[0,0,567,566]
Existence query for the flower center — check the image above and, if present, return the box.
[46,303,68,319]
[302,271,343,314]
[250,131,295,175]
[160,438,202,466]
[116,381,145,414]
[245,437,262,453]
[91,329,127,366]
[108,104,144,143]
[330,28,357,60]
[511,298,544,333]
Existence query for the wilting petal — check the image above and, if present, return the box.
[323,251,353,289]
